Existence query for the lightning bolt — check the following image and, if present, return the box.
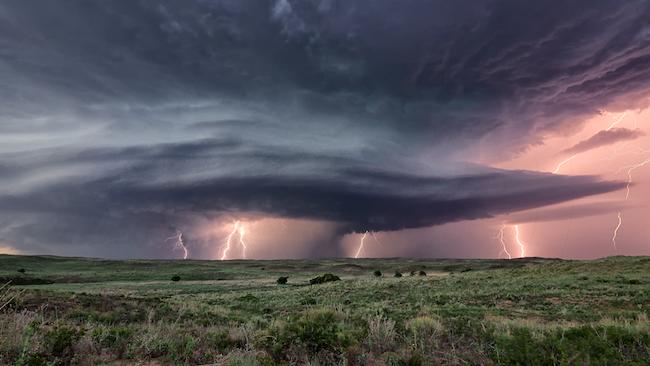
[553,154,579,174]
[623,157,650,200]
[513,225,527,258]
[238,224,247,259]
[611,155,650,249]
[220,220,248,260]
[611,212,622,249]
[494,224,526,258]
[605,112,628,131]
[553,112,628,174]
[166,230,188,260]
[354,232,368,258]
[371,232,382,245]
[497,224,512,259]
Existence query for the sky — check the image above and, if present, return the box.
[1,0,650,260]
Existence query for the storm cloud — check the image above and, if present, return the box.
[1,0,649,257]
[563,128,645,155]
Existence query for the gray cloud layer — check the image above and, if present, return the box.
[563,128,645,155]
[1,0,648,257]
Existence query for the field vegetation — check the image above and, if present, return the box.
[1,255,649,365]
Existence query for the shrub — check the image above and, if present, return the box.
[406,316,443,351]
[43,326,83,359]
[394,271,403,278]
[276,276,288,285]
[410,271,416,276]
[15,353,48,366]
[17,269,26,274]
[171,275,181,282]
[259,308,355,360]
[309,273,340,285]
[373,270,382,277]
[205,329,245,352]
[92,326,133,357]
[418,271,427,276]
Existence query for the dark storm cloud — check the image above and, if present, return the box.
[2,0,650,143]
[562,128,645,155]
[0,140,625,254]
[0,0,648,256]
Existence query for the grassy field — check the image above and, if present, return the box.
[1,255,649,365]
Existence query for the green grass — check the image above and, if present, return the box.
[1,255,649,365]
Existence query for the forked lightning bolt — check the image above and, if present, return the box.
[497,224,512,259]
[220,221,248,260]
[166,230,188,260]
[353,231,383,258]
[611,155,650,248]
[496,224,526,258]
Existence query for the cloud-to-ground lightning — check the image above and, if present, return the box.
[370,232,382,246]
[611,155,650,249]
[166,230,188,259]
[220,220,248,260]
[513,225,527,258]
[495,224,526,258]
[354,231,368,258]
[623,157,650,200]
[353,231,383,258]
[611,212,622,249]
[497,224,512,259]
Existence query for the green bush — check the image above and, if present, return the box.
[15,353,48,366]
[276,276,288,285]
[206,329,245,352]
[373,270,382,277]
[92,326,133,356]
[394,271,403,278]
[418,271,427,276]
[43,326,83,359]
[309,273,340,285]
[171,275,181,282]
[17,268,26,274]
[259,308,355,360]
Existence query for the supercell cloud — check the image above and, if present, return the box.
[1,0,650,258]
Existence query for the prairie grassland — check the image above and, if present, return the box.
[1,255,649,365]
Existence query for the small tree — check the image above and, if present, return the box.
[277,276,288,285]
[373,270,382,277]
